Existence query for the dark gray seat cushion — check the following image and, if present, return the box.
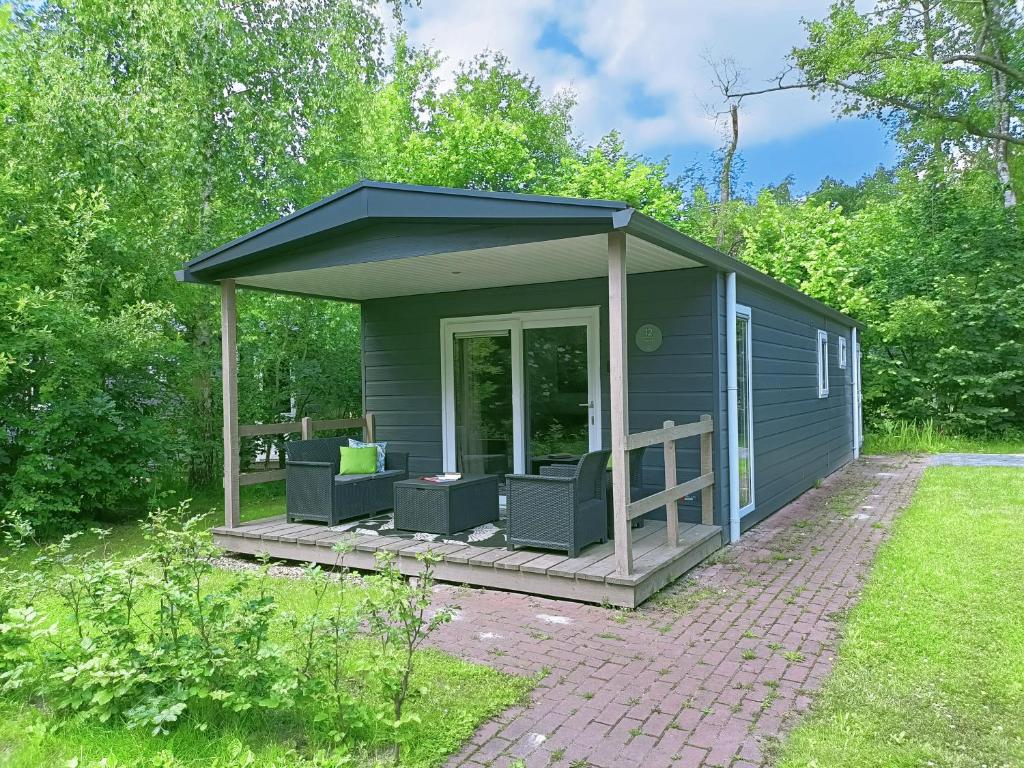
[334,473,373,483]
[372,469,405,481]
[334,469,404,484]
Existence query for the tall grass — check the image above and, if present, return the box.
[863,419,1024,455]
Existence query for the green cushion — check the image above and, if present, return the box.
[339,446,378,475]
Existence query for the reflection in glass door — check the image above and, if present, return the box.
[453,332,514,482]
[524,326,591,471]
[736,306,755,514]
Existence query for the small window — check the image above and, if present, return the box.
[817,329,829,398]
[838,337,848,369]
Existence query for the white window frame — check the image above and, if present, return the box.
[440,306,603,474]
[817,329,830,398]
[838,336,848,369]
[736,304,755,517]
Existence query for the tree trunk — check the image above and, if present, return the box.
[979,0,1017,208]
[717,103,739,250]
[992,69,1017,208]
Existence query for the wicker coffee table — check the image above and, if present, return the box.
[393,474,499,535]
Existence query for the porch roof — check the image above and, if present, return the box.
[176,180,857,326]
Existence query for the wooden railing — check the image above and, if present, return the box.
[624,414,714,547]
[236,413,375,487]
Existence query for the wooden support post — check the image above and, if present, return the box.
[220,279,240,528]
[608,231,632,576]
[663,420,678,546]
[700,414,713,526]
[300,416,313,440]
[364,412,375,443]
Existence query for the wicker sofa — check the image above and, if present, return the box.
[285,437,408,525]
[505,449,611,557]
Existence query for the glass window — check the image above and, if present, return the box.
[838,336,847,369]
[736,307,754,513]
[817,330,829,398]
[453,332,513,481]
[523,325,590,470]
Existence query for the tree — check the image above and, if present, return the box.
[380,52,573,191]
[539,132,686,224]
[703,54,745,248]
[736,167,1024,432]
[726,0,1024,207]
[0,0,398,527]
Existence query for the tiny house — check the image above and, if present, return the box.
[178,181,863,607]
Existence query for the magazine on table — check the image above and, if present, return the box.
[419,473,462,483]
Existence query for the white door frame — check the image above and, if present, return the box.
[440,306,603,474]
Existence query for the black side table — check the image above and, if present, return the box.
[393,474,499,535]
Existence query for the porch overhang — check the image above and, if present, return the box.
[176,180,857,328]
[176,181,706,301]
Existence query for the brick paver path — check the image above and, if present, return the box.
[430,455,927,768]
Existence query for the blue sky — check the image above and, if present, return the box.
[650,119,896,197]
[404,0,895,196]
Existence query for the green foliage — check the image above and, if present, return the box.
[742,168,1024,433]
[540,132,686,223]
[393,52,575,191]
[0,0,399,527]
[863,419,1024,456]
[792,0,1022,199]
[237,295,362,470]
[3,503,298,734]
[0,501,471,764]
[0,277,183,531]
[360,552,454,763]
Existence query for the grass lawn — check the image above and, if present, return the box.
[0,485,533,768]
[0,648,528,768]
[777,466,1024,767]
[5,481,291,566]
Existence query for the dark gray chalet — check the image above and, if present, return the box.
[178,181,863,608]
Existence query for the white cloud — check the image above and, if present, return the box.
[402,0,845,152]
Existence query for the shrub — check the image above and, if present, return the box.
[3,503,297,734]
[361,551,454,763]
[0,502,455,763]
[282,550,454,760]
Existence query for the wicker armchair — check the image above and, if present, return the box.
[285,437,408,525]
[505,449,611,557]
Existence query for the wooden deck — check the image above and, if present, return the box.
[211,517,723,608]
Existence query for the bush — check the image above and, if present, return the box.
[0,282,184,534]
[0,502,453,763]
[3,503,296,733]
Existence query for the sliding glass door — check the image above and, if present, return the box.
[524,325,591,466]
[442,308,601,476]
[452,332,514,481]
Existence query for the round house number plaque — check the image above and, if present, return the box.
[635,323,663,353]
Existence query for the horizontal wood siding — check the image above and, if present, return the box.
[360,268,718,524]
[736,280,854,528]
